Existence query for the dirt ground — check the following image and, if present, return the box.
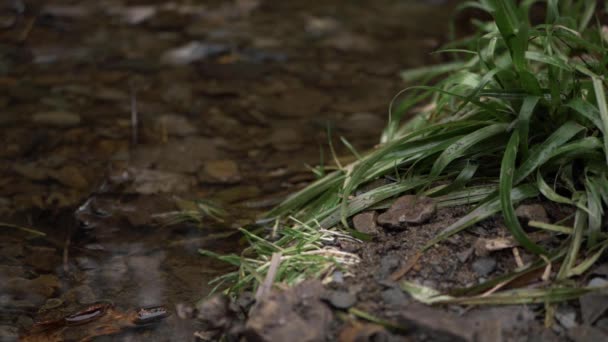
[3,0,607,341]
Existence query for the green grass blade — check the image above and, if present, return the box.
[500,131,547,255]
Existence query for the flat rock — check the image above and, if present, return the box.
[377,195,436,229]
[515,203,549,224]
[49,165,88,189]
[154,114,197,137]
[323,290,357,310]
[266,88,331,118]
[32,111,81,127]
[200,160,241,184]
[246,280,332,342]
[472,257,497,277]
[131,137,220,173]
[269,127,303,151]
[4,274,61,299]
[24,246,60,273]
[127,168,197,194]
[352,211,380,235]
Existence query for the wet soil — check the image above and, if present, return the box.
[0,0,461,340]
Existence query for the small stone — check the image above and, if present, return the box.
[555,305,578,329]
[381,288,409,307]
[324,290,357,310]
[62,285,96,304]
[472,257,497,277]
[269,127,303,151]
[0,325,18,341]
[352,211,380,235]
[154,114,197,136]
[49,165,88,189]
[200,160,241,184]
[515,203,549,224]
[40,298,63,311]
[24,246,60,273]
[32,111,81,127]
[16,315,34,330]
[377,195,436,229]
[379,255,400,279]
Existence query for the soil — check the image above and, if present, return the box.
[2,0,607,341]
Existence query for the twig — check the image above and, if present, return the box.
[255,252,282,302]
[130,85,138,146]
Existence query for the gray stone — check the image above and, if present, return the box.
[515,203,549,224]
[472,257,496,277]
[381,288,409,307]
[324,290,356,310]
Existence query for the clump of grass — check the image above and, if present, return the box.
[204,0,608,304]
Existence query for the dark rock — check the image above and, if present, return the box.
[0,325,18,341]
[246,280,332,342]
[381,287,409,307]
[154,114,197,136]
[377,195,436,229]
[196,294,235,330]
[323,290,357,310]
[472,257,496,277]
[62,285,96,304]
[352,211,380,235]
[24,246,60,273]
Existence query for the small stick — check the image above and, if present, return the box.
[63,236,70,273]
[255,252,282,302]
[389,251,421,282]
[130,86,138,146]
[512,247,524,268]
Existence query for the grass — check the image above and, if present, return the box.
[202,0,608,308]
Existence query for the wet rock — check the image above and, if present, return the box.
[12,163,49,181]
[246,280,332,342]
[215,185,261,204]
[24,246,60,273]
[131,137,220,173]
[128,169,197,194]
[154,114,197,137]
[160,41,229,65]
[472,257,496,277]
[305,16,340,37]
[568,325,608,341]
[40,297,63,311]
[4,274,61,299]
[266,88,331,118]
[515,203,549,224]
[377,195,436,229]
[62,285,96,304]
[269,127,303,151]
[323,290,357,310]
[32,111,81,127]
[580,278,608,324]
[200,160,241,184]
[341,112,385,137]
[49,165,89,189]
[0,265,25,278]
[595,317,608,331]
[324,32,375,52]
[16,315,34,330]
[352,211,380,235]
[0,325,18,341]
